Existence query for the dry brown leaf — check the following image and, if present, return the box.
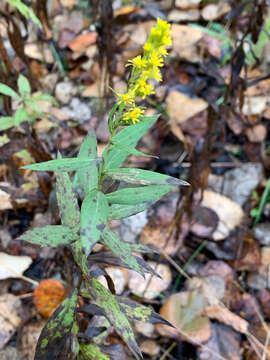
[0,189,12,210]
[0,294,23,349]
[246,124,267,142]
[114,6,139,17]
[175,0,201,9]
[204,305,248,334]
[68,32,97,52]
[34,279,67,318]
[0,252,32,280]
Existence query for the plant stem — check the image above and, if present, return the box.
[253,176,270,225]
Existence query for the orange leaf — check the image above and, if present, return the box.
[34,279,66,318]
[68,32,97,52]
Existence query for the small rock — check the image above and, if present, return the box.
[24,43,54,63]
[105,267,127,295]
[201,2,231,21]
[141,340,160,356]
[62,98,91,123]
[222,163,263,206]
[247,247,270,290]
[168,9,200,22]
[254,223,270,246]
[202,190,244,240]
[134,321,156,338]
[55,81,76,104]
[0,347,23,360]
[242,96,267,115]
[175,0,201,9]
[120,211,148,243]
[199,261,234,281]
[128,262,172,299]
[40,74,58,92]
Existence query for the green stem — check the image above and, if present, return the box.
[253,177,270,225]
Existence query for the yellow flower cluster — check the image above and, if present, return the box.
[116,18,171,124]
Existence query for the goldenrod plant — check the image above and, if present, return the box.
[20,20,188,360]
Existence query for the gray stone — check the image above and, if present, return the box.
[55,81,76,104]
[247,268,268,290]
[168,9,200,22]
[120,211,148,243]
[222,163,263,205]
[254,223,270,246]
[0,347,23,360]
[62,98,91,123]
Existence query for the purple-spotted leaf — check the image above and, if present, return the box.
[106,185,175,205]
[20,225,78,247]
[86,279,142,360]
[79,343,110,360]
[103,115,159,171]
[81,190,109,256]
[73,129,98,197]
[101,228,156,277]
[22,157,100,172]
[106,168,189,186]
[56,172,80,229]
[34,289,78,360]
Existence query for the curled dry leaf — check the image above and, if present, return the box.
[67,32,97,52]
[34,279,67,318]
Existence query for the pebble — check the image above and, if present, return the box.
[134,321,156,338]
[175,0,201,9]
[128,262,172,299]
[0,347,23,360]
[62,98,91,123]
[201,2,231,21]
[104,267,127,295]
[254,223,270,246]
[120,211,148,243]
[55,81,76,104]
[141,340,160,356]
[168,9,200,22]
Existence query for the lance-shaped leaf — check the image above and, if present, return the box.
[117,297,172,326]
[35,289,78,360]
[86,279,142,360]
[73,129,98,197]
[108,202,153,220]
[79,344,110,360]
[101,228,157,277]
[18,74,31,96]
[81,190,109,256]
[56,172,80,229]
[106,184,175,205]
[20,225,78,247]
[0,117,15,131]
[0,83,20,99]
[22,157,100,172]
[111,141,158,158]
[106,168,189,186]
[104,115,159,170]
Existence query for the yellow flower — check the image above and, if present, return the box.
[135,79,154,99]
[157,18,171,33]
[149,67,162,82]
[127,56,147,70]
[117,91,135,105]
[123,107,144,124]
[147,53,164,68]
[143,42,153,54]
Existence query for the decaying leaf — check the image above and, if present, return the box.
[0,252,32,280]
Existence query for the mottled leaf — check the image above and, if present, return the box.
[111,141,158,158]
[0,117,15,131]
[101,228,152,276]
[104,115,159,170]
[106,184,175,205]
[73,129,98,197]
[117,297,172,326]
[18,74,31,96]
[56,172,80,229]
[22,157,100,172]
[79,343,110,360]
[35,289,78,360]
[81,190,109,256]
[0,83,20,99]
[106,168,189,186]
[20,225,78,247]
[86,279,142,360]
[108,202,153,220]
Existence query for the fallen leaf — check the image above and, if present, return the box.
[34,279,67,318]
[0,252,32,280]
[60,0,77,8]
[20,321,46,360]
[0,294,23,349]
[24,43,54,63]
[242,96,267,116]
[114,6,139,17]
[156,291,211,343]
[68,32,97,52]
[0,189,12,210]
[201,190,244,240]
[246,124,267,142]
[141,340,160,356]
[175,0,201,9]
[201,2,231,21]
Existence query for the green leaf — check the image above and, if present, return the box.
[86,279,142,360]
[73,129,98,197]
[0,83,20,99]
[106,168,189,186]
[20,225,78,247]
[22,157,100,172]
[15,149,35,163]
[35,289,78,360]
[101,228,152,276]
[0,117,15,131]
[5,0,42,28]
[56,172,80,229]
[14,107,29,126]
[108,202,152,220]
[81,190,109,256]
[79,344,110,360]
[111,141,158,158]
[26,99,42,114]
[31,94,57,104]
[117,297,171,326]
[18,74,31,96]
[106,184,175,205]
[104,115,159,170]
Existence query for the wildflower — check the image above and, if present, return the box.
[135,79,154,99]
[147,52,164,68]
[127,56,147,70]
[117,91,135,105]
[123,107,144,124]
